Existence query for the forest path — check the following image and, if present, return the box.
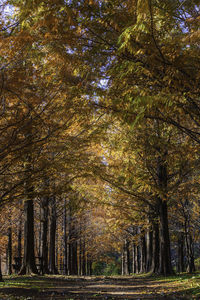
[0,274,198,299]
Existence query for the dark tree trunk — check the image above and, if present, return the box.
[151,221,160,274]
[158,198,174,275]
[134,245,140,274]
[49,196,58,274]
[177,232,185,273]
[121,251,124,275]
[86,254,92,276]
[123,239,130,275]
[63,200,68,275]
[140,233,146,273]
[132,243,136,274]
[67,205,78,275]
[81,238,86,275]
[146,228,153,272]
[7,227,12,275]
[0,256,3,281]
[17,220,22,271]
[157,157,174,275]
[19,123,38,275]
[186,232,195,273]
[19,199,38,275]
[40,195,49,274]
[78,237,82,276]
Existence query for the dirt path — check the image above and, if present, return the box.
[0,275,194,299]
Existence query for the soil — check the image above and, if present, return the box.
[0,275,192,299]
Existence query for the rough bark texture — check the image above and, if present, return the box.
[146,229,153,272]
[7,227,12,275]
[157,157,174,275]
[17,220,22,271]
[140,233,147,273]
[177,232,185,273]
[151,221,160,274]
[19,199,38,275]
[63,200,68,275]
[41,195,49,274]
[0,256,3,281]
[186,232,195,273]
[19,124,38,275]
[123,239,130,275]
[49,196,58,274]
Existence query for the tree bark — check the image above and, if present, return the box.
[49,196,58,274]
[0,256,3,281]
[186,232,195,273]
[19,121,38,275]
[140,232,146,273]
[7,227,12,275]
[63,199,68,275]
[19,199,38,274]
[123,239,130,275]
[146,228,153,272]
[157,156,174,275]
[177,232,185,273]
[17,220,22,271]
[40,194,49,274]
[151,221,160,274]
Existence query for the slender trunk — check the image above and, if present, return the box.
[17,220,22,270]
[121,251,124,275]
[140,233,146,273]
[123,239,130,275]
[49,196,58,274]
[41,195,49,274]
[86,254,92,275]
[7,227,12,275]
[151,221,160,274]
[82,238,86,275]
[134,245,140,274]
[185,232,195,273]
[132,243,136,274]
[177,232,185,273]
[78,237,82,276]
[63,200,68,275]
[146,229,153,272]
[0,256,3,281]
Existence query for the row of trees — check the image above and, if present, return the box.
[0,0,199,277]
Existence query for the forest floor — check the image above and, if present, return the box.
[0,273,200,299]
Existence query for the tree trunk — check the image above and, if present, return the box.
[186,232,195,273]
[151,221,160,274]
[140,233,146,273]
[63,200,68,275]
[81,238,86,275]
[7,227,12,275]
[49,196,58,274]
[19,199,38,274]
[177,232,185,273]
[134,244,140,274]
[17,220,22,271]
[40,195,49,274]
[19,122,38,275]
[157,156,174,275]
[146,228,153,272]
[123,239,130,275]
[0,256,3,281]
[132,243,136,274]
[158,198,174,275]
